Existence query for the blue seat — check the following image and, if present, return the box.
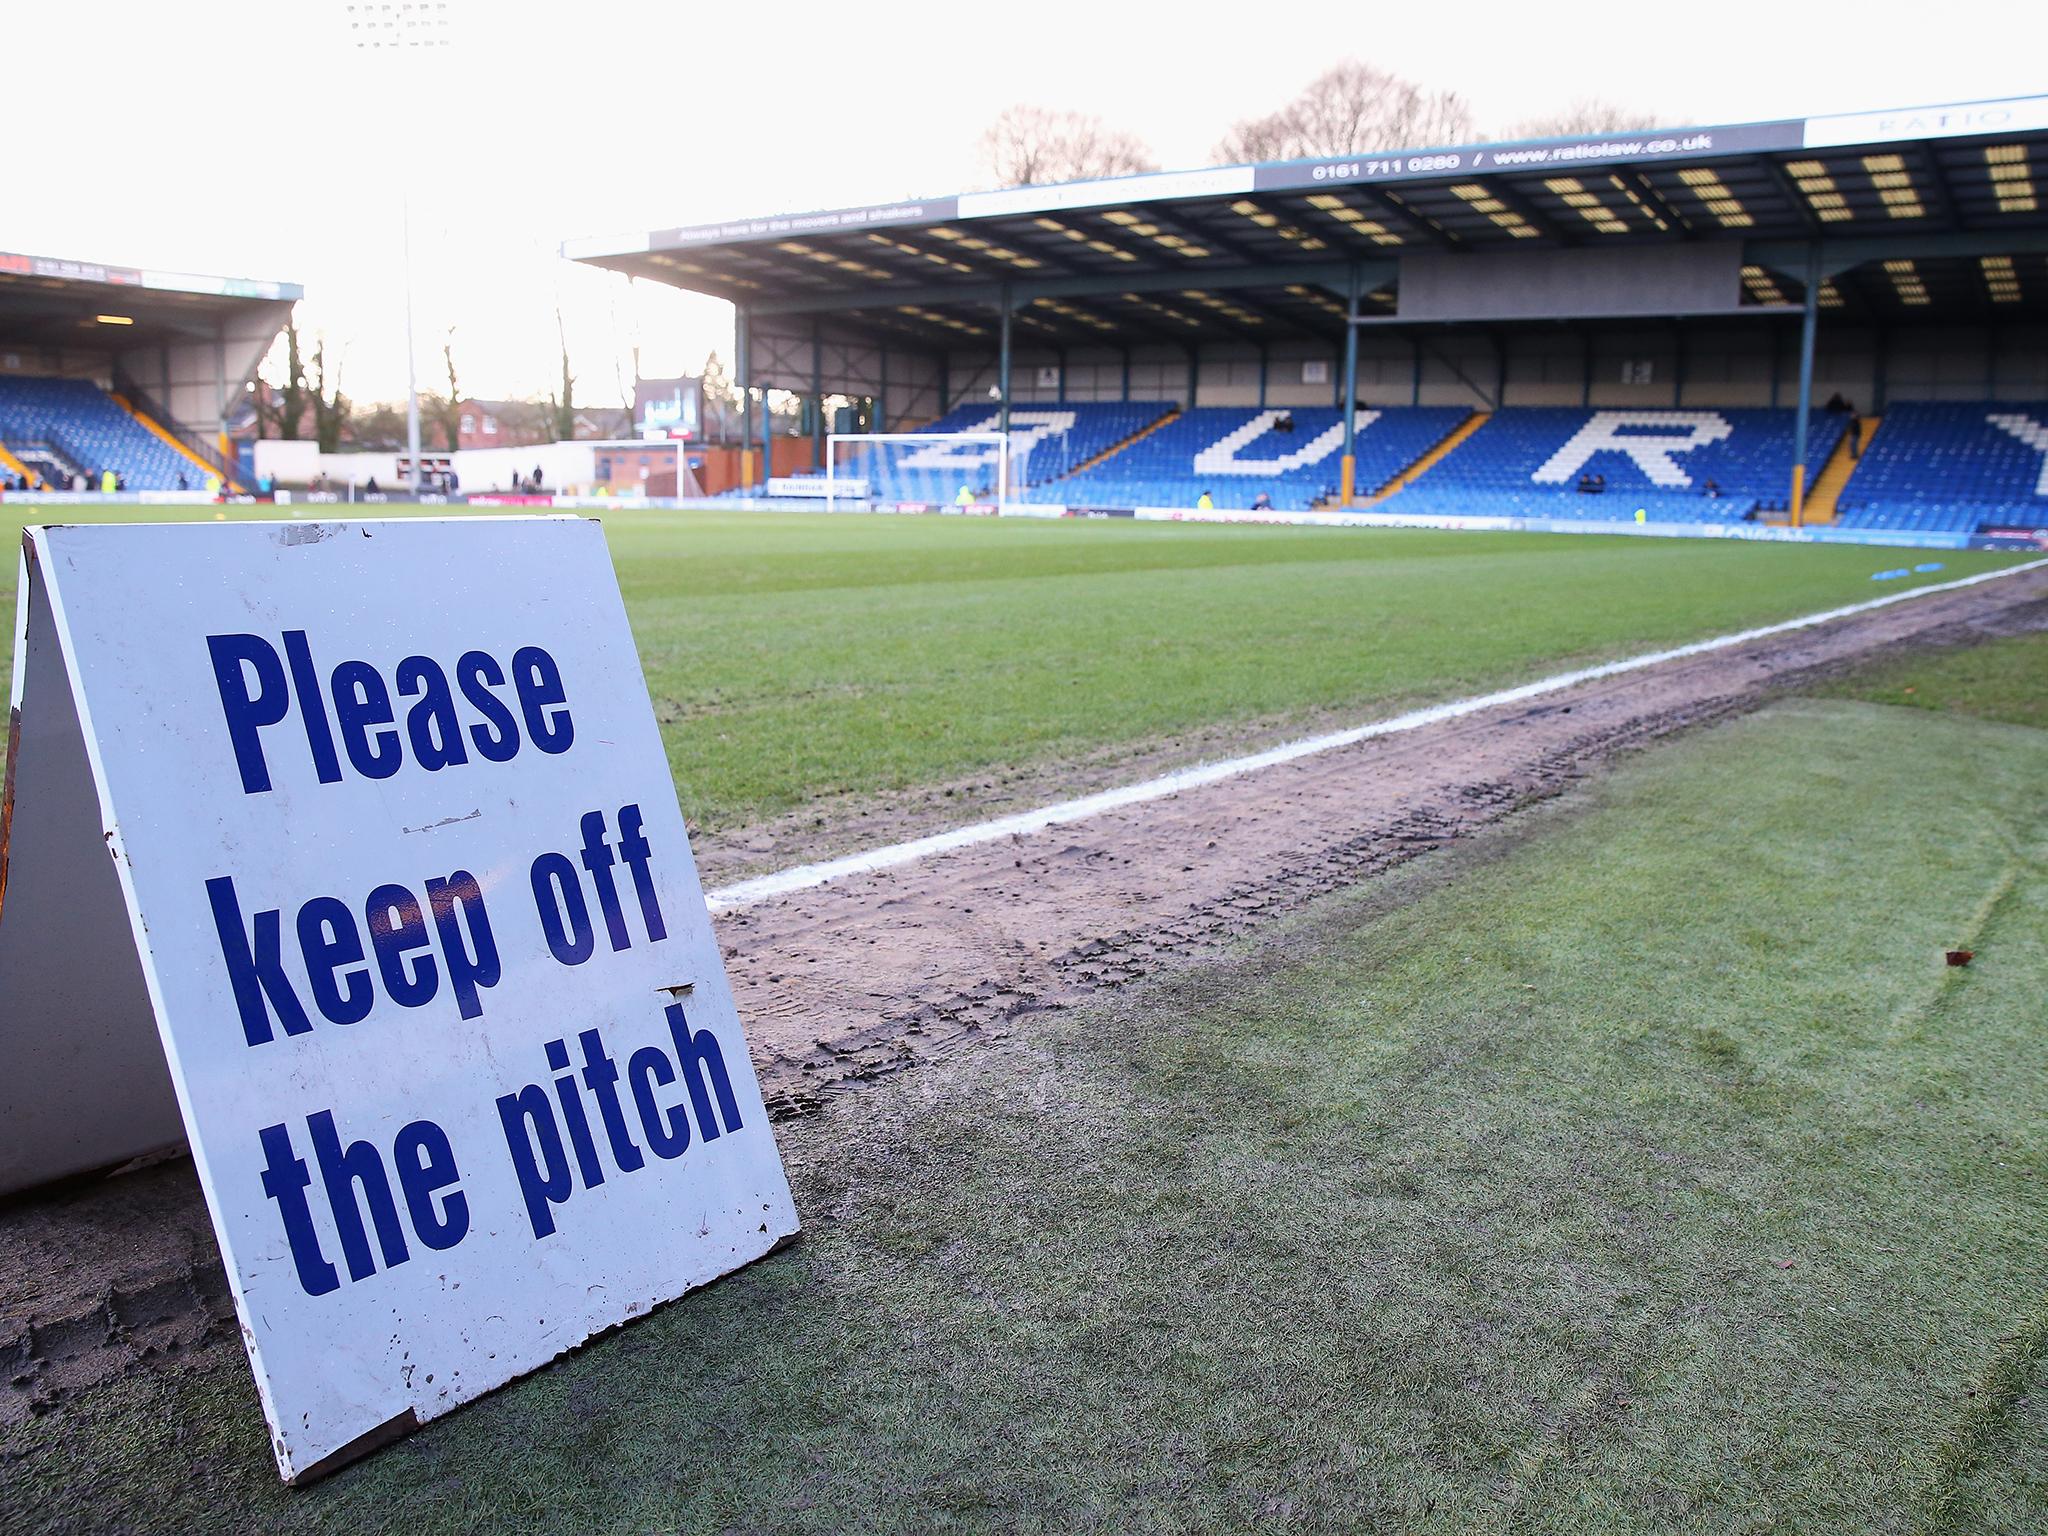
[1835,403,2048,534]
[1385,407,1842,524]
[723,402,1178,504]
[1040,406,1469,511]
[0,376,203,490]
[846,401,1176,504]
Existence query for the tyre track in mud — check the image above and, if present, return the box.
[722,572,2048,1120]
[4,568,2045,1426]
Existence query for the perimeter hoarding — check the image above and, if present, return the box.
[0,516,797,1481]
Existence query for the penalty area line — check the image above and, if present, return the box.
[704,556,2048,914]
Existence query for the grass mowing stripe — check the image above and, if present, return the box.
[705,555,2048,911]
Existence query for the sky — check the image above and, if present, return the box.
[9,0,2041,406]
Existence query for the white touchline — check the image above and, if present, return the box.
[703,556,2048,914]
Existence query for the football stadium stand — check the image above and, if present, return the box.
[1388,408,1850,523]
[847,401,1173,503]
[577,89,2048,545]
[0,250,298,495]
[1040,406,1470,511]
[0,377,210,490]
[1835,403,2048,533]
[726,402,2048,536]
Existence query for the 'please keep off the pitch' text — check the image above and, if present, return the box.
[197,630,751,1301]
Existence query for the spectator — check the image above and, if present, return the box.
[1703,478,1722,499]
[365,475,381,496]
[1250,491,1273,511]
[532,463,545,491]
[1196,489,1215,511]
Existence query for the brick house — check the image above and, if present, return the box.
[457,399,550,450]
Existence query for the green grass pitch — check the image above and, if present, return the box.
[0,505,2030,834]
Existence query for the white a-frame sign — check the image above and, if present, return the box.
[0,517,798,1482]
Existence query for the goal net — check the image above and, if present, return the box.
[827,432,1010,512]
[638,439,703,500]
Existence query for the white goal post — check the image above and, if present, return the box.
[826,431,1010,512]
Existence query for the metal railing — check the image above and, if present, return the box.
[112,370,245,488]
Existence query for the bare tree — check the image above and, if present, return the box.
[349,402,407,451]
[700,350,741,440]
[978,105,1158,187]
[1500,100,1661,139]
[1214,61,1474,164]
[308,336,350,454]
[544,306,576,442]
[611,275,639,422]
[1403,89,1477,150]
[435,328,463,451]
[255,316,309,439]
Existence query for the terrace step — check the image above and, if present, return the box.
[1369,411,1490,504]
[1060,407,1181,478]
[1800,414,1880,525]
[112,392,237,491]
